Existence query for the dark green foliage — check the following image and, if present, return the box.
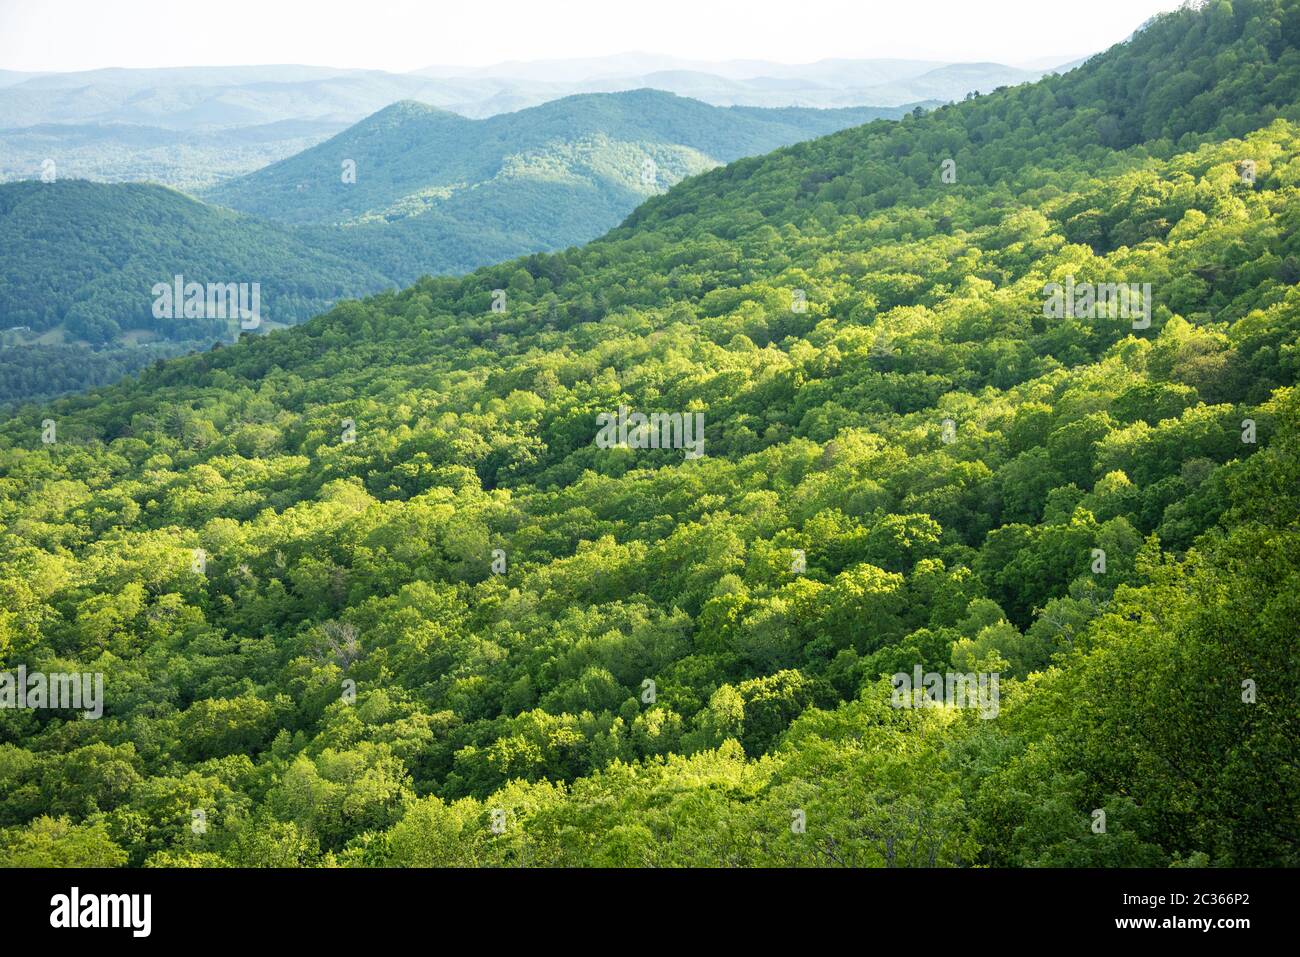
[0,180,394,345]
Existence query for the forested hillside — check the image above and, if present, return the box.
[1,0,1297,867]
[208,92,904,225]
[206,92,908,294]
[0,180,398,405]
[0,181,394,345]
[0,92,898,403]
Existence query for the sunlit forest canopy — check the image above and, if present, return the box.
[1,0,1297,867]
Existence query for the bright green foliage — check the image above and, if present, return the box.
[1,0,1298,867]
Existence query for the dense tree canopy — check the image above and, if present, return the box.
[1,0,1297,867]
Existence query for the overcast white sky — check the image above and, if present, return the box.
[0,0,1189,73]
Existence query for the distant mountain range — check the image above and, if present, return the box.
[0,53,1085,191]
[0,54,1084,131]
[416,52,1088,109]
[0,118,351,191]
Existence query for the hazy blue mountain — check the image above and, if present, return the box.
[0,69,47,87]
[417,53,1078,108]
[851,61,1046,103]
[414,52,713,82]
[0,118,349,191]
[414,53,951,85]
[0,66,480,128]
[0,55,1083,130]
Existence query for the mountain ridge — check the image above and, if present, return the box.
[207,89,907,225]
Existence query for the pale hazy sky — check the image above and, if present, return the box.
[0,0,1189,73]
